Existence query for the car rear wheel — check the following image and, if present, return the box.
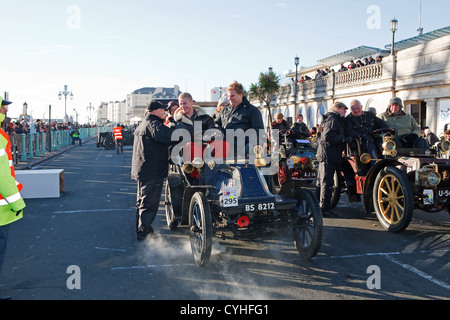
[165,182,178,230]
[189,192,213,267]
[373,167,413,232]
[291,188,323,259]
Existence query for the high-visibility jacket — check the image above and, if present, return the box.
[113,127,123,140]
[0,128,25,226]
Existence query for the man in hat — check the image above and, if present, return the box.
[131,100,175,241]
[316,102,357,217]
[380,97,428,148]
[0,97,26,296]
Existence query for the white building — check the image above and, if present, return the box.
[127,85,181,123]
[253,26,450,135]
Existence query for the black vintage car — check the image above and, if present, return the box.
[164,141,323,266]
[274,132,319,187]
[333,128,450,232]
[96,130,134,150]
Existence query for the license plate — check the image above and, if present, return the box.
[423,189,433,205]
[245,203,275,212]
[302,171,317,178]
[438,189,450,197]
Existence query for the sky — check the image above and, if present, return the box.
[1,0,449,122]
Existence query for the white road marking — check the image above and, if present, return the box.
[54,208,134,214]
[385,254,450,291]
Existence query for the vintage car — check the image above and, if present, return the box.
[333,128,450,232]
[164,140,323,266]
[96,130,133,150]
[274,132,319,187]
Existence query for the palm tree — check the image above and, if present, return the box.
[249,70,280,125]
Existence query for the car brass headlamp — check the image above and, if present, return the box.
[192,157,204,169]
[427,171,441,186]
[382,133,397,156]
[183,162,194,174]
[253,145,266,167]
[417,165,441,187]
[440,140,450,152]
[360,153,371,164]
[311,160,319,169]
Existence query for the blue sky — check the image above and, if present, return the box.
[1,0,449,121]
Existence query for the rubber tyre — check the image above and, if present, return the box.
[104,137,115,150]
[373,166,413,232]
[329,170,342,210]
[164,181,178,230]
[291,188,323,259]
[189,192,213,267]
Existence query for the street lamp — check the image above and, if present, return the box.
[294,56,300,104]
[58,85,73,123]
[86,102,94,124]
[390,18,398,56]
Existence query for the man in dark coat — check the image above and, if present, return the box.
[316,102,357,217]
[131,100,175,241]
[215,81,264,158]
[345,99,388,159]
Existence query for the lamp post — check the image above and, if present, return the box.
[58,85,73,123]
[390,18,398,56]
[390,18,399,97]
[73,108,78,124]
[294,56,300,108]
[86,102,94,124]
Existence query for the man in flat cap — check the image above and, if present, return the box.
[131,100,175,241]
[380,97,427,148]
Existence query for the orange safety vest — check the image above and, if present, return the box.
[113,127,123,140]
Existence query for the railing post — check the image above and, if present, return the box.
[35,133,40,157]
[28,133,34,159]
[21,134,27,161]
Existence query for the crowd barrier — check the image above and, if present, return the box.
[8,126,112,163]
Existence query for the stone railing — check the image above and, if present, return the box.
[334,63,383,87]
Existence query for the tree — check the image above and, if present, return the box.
[249,71,280,125]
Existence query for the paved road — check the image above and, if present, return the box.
[0,138,449,301]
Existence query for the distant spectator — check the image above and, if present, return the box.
[376,55,383,63]
[423,127,439,146]
[348,60,356,69]
[338,64,348,72]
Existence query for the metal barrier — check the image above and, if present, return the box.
[8,126,111,163]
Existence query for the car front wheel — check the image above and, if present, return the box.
[373,166,413,232]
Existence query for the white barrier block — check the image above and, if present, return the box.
[15,169,64,199]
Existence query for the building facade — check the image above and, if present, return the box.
[253,30,450,136]
[127,85,180,123]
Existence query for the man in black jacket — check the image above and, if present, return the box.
[345,99,388,160]
[131,100,175,241]
[215,81,264,158]
[316,102,357,217]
